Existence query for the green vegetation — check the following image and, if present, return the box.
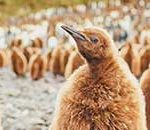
[0,0,98,23]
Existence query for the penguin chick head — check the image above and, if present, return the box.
[61,25,118,64]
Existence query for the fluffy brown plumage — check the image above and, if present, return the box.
[144,37,150,46]
[50,45,62,75]
[23,47,41,62]
[0,49,7,67]
[120,42,133,69]
[50,26,147,130]
[64,51,85,78]
[130,44,141,77]
[60,48,70,75]
[140,65,150,130]
[29,53,47,80]
[31,38,44,48]
[140,46,150,74]
[46,51,52,71]
[120,42,141,77]
[10,39,23,49]
[11,47,27,76]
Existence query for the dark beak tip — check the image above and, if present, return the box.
[61,25,70,31]
[60,25,66,30]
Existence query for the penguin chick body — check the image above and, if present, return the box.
[140,65,150,130]
[11,47,27,76]
[64,51,85,79]
[120,42,141,77]
[46,51,52,71]
[120,42,133,69]
[10,39,23,49]
[60,48,70,75]
[50,45,62,75]
[31,38,44,48]
[50,26,147,130]
[0,49,7,67]
[29,53,47,80]
[140,46,150,74]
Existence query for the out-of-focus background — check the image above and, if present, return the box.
[0,0,149,130]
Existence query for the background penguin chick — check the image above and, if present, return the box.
[0,49,7,68]
[120,42,141,77]
[130,44,141,78]
[50,26,147,130]
[64,51,85,79]
[4,49,11,66]
[31,38,44,48]
[46,51,52,71]
[140,46,150,74]
[144,37,150,46]
[50,45,62,76]
[10,39,23,49]
[11,47,27,76]
[140,64,150,130]
[60,48,70,76]
[132,34,140,44]
[29,53,47,80]
[119,42,133,69]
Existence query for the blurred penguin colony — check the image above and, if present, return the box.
[0,1,149,81]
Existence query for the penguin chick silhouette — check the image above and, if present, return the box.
[29,53,47,80]
[10,39,23,49]
[50,45,62,75]
[119,41,133,69]
[140,46,150,74]
[140,64,150,130]
[60,48,70,75]
[50,25,147,130]
[46,50,52,71]
[0,49,7,67]
[31,38,44,48]
[11,47,27,76]
[120,42,141,77]
[64,51,85,79]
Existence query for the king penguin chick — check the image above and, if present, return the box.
[60,48,70,75]
[31,38,44,48]
[10,39,23,49]
[139,46,150,75]
[50,45,62,76]
[50,25,147,130]
[11,47,27,76]
[120,42,141,77]
[46,50,52,71]
[29,53,47,80]
[0,49,7,68]
[64,51,85,79]
[140,64,150,130]
[119,41,133,69]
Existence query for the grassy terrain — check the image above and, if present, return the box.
[0,0,96,23]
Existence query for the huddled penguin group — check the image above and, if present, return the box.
[0,2,149,130]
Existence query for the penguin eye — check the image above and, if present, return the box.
[90,37,99,44]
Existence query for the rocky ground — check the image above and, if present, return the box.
[0,68,65,130]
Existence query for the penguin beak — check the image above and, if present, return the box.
[61,25,86,41]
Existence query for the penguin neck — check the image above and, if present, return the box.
[88,56,116,78]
